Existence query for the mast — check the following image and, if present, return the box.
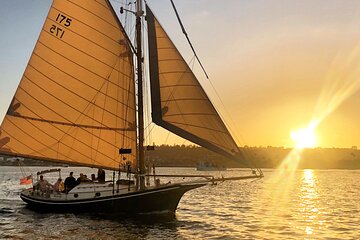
[136,0,145,189]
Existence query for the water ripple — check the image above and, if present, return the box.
[0,167,360,239]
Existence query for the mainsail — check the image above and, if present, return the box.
[146,6,242,160]
[0,0,136,170]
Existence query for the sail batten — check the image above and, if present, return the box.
[147,5,242,161]
[0,0,137,170]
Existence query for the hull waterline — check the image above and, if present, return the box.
[20,183,205,214]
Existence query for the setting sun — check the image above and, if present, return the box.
[290,125,318,149]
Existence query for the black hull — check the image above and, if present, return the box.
[20,183,205,214]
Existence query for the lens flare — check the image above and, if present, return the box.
[290,124,317,149]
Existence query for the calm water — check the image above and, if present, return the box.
[1,166,359,239]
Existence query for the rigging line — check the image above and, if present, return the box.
[6,117,76,162]
[30,52,134,114]
[9,114,134,132]
[12,92,136,149]
[5,110,129,163]
[152,6,235,150]
[170,0,209,79]
[10,91,136,151]
[25,64,133,121]
[93,72,111,163]
[144,14,193,124]
[42,20,128,65]
[143,19,152,145]
[106,0,137,54]
[144,124,156,142]
[120,7,136,155]
[15,105,134,155]
[22,74,129,129]
[164,131,170,145]
[207,77,248,148]
[1,126,49,159]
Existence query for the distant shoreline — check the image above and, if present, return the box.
[2,145,360,169]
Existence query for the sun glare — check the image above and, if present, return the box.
[290,125,317,149]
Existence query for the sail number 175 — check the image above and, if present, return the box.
[50,13,72,39]
[55,13,72,27]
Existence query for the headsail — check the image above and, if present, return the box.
[0,0,136,170]
[146,6,242,160]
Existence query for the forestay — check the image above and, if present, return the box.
[0,0,136,170]
[146,6,242,160]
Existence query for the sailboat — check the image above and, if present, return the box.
[0,0,262,214]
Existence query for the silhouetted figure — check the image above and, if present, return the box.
[97,168,105,183]
[64,172,77,193]
[91,174,96,182]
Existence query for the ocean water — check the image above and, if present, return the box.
[0,166,359,239]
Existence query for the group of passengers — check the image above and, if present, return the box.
[34,168,106,194]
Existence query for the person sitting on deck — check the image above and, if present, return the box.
[83,175,91,182]
[34,175,53,192]
[91,173,96,182]
[64,172,77,193]
[77,173,88,184]
[97,168,105,183]
[53,178,64,193]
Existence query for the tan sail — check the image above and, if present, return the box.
[0,0,136,170]
[146,6,242,160]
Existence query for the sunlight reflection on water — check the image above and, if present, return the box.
[1,167,360,239]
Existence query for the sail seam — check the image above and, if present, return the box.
[65,0,119,30]
[25,66,134,120]
[22,74,129,129]
[160,71,191,74]
[44,18,127,60]
[160,84,199,88]
[13,88,135,141]
[36,39,133,83]
[42,21,127,65]
[25,63,135,120]
[0,0,138,171]
[8,114,135,131]
[3,117,127,166]
[14,88,137,145]
[31,48,135,104]
[4,116,112,167]
[166,120,230,134]
[49,7,124,52]
[0,124,48,159]
[146,7,240,158]
[158,59,184,62]
[34,41,133,94]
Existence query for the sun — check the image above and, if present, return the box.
[290,125,317,149]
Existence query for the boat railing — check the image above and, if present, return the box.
[142,172,263,185]
[36,168,61,175]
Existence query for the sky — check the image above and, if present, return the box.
[1,0,360,148]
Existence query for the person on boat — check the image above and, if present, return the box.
[53,178,64,193]
[97,168,105,183]
[83,174,91,182]
[34,175,53,192]
[91,174,96,182]
[64,172,77,193]
[77,173,85,184]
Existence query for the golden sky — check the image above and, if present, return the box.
[1,0,360,148]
